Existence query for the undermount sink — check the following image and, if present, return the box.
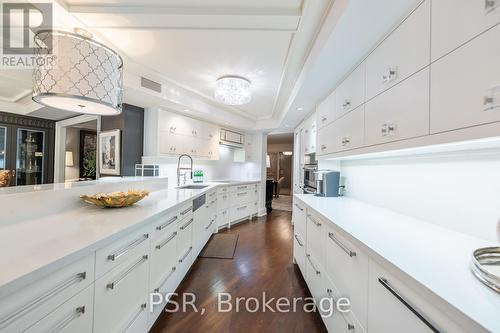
[177,185,209,189]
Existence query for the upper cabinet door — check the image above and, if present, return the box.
[365,68,430,146]
[430,24,500,134]
[431,0,500,61]
[317,90,336,129]
[334,63,366,120]
[365,0,430,101]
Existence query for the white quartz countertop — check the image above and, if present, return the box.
[0,180,259,297]
[294,194,500,333]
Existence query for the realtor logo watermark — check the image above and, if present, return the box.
[150,292,351,318]
[1,1,54,68]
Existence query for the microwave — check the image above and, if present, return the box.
[302,152,318,194]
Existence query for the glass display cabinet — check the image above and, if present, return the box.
[0,126,5,170]
[16,128,45,185]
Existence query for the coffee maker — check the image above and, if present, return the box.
[314,170,341,197]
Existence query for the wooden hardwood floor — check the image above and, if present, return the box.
[150,210,328,333]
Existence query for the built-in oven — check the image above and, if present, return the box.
[302,152,317,194]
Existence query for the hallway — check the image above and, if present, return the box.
[151,211,327,333]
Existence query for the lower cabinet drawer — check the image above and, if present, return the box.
[93,253,149,333]
[233,190,252,207]
[0,254,94,332]
[150,224,178,290]
[367,260,466,333]
[95,225,150,278]
[293,232,306,274]
[229,204,251,222]
[305,252,325,302]
[324,224,368,330]
[306,212,325,266]
[217,193,230,210]
[24,285,94,333]
[293,200,307,240]
[177,216,193,256]
[148,265,178,328]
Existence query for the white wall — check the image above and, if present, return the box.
[64,127,80,181]
[338,149,500,242]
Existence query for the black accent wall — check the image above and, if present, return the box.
[101,103,144,176]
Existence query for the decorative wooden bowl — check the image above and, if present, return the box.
[80,189,149,208]
[0,170,14,187]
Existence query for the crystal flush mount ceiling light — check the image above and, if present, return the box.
[214,76,252,106]
[32,30,123,115]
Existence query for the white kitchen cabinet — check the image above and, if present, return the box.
[324,223,369,331]
[95,226,150,279]
[0,255,94,333]
[317,90,336,129]
[365,68,430,146]
[293,232,306,274]
[367,260,455,333]
[229,203,252,222]
[292,199,307,241]
[306,211,325,268]
[159,131,184,155]
[217,208,230,229]
[431,0,500,61]
[149,223,178,294]
[430,24,500,134]
[318,105,365,155]
[299,113,317,155]
[93,252,149,333]
[24,285,94,333]
[176,215,194,276]
[293,129,302,194]
[334,63,366,120]
[305,251,325,302]
[365,0,430,100]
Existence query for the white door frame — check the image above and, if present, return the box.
[54,115,101,183]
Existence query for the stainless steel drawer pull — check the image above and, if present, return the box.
[205,219,215,230]
[156,232,178,250]
[121,303,147,333]
[107,234,149,261]
[107,255,148,290]
[237,186,247,189]
[308,214,322,227]
[294,234,304,247]
[180,218,194,230]
[48,306,85,333]
[237,206,247,211]
[378,277,441,333]
[179,247,193,263]
[306,254,320,275]
[180,207,192,216]
[328,232,356,257]
[154,267,177,293]
[156,216,178,231]
[0,272,86,328]
[347,323,355,331]
[294,203,304,211]
[237,192,248,196]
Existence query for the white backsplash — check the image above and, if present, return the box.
[335,149,500,243]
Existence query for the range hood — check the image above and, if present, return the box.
[219,129,245,148]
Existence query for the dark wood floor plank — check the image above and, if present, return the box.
[150,210,328,333]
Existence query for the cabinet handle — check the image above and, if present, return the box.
[378,277,441,333]
[294,234,304,247]
[381,123,397,137]
[179,246,193,263]
[154,267,177,293]
[180,218,193,230]
[328,232,357,257]
[294,203,304,211]
[237,192,248,196]
[155,232,177,250]
[484,85,500,111]
[485,0,500,13]
[205,219,215,230]
[0,272,86,328]
[321,144,327,151]
[306,254,320,275]
[382,67,398,83]
[107,234,149,261]
[321,116,327,122]
[47,306,86,333]
[341,137,351,147]
[342,99,351,110]
[237,186,247,190]
[347,323,355,331]
[122,303,147,333]
[308,214,322,227]
[237,205,247,211]
[180,207,192,216]
[156,216,178,231]
[107,255,148,290]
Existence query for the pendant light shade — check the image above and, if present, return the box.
[33,30,123,115]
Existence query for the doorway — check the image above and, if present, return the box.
[267,133,294,211]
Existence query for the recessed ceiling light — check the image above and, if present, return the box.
[297,107,303,111]
[184,109,190,112]
[214,76,252,105]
